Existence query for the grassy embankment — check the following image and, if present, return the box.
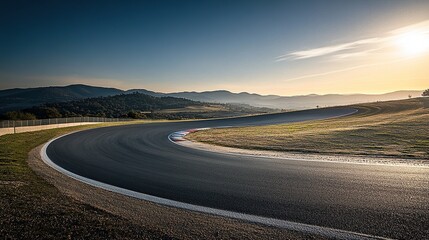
[0,121,172,239]
[187,98,429,159]
[0,119,314,240]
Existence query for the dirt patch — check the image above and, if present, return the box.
[28,145,320,240]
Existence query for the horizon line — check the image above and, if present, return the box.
[0,83,424,98]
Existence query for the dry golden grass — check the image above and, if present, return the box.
[0,119,314,239]
[158,104,227,113]
[187,98,429,159]
[0,120,180,239]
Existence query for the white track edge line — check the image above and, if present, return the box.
[42,132,391,240]
[169,109,428,168]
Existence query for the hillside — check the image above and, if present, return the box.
[4,93,272,120]
[0,84,122,113]
[97,87,426,109]
[23,93,203,119]
[0,84,423,113]
[164,90,424,109]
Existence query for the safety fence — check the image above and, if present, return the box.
[0,117,134,128]
[0,117,134,134]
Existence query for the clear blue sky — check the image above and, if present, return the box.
[1,0,428,95]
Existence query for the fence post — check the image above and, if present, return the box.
[13,121,16,134]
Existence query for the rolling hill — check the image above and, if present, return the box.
[130,89,424,110]
[0,84,424,113]
[23,93,205,119]
[7,93,271,120]
[0,84,122,113]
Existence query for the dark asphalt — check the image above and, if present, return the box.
[46,108,429,239]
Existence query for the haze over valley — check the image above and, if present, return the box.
[0,84,423,115]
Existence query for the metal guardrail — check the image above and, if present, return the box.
[0,117,134,131]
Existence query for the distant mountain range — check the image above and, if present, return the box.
[0,84,424,113]
[114,87,425,110]
[136,89,424,110]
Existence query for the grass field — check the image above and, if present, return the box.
[187,98,429,159]
[158,105,227,113]
[0,117,316,240]
[154,104,277,119]
[0,121,175,239]
[2,98,426,238]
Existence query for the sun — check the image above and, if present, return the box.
[395,30,429,57]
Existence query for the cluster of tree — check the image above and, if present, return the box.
[423,89,429,97]
[2,111,37,120]
[1,93,206,120]
[0,92,279,120]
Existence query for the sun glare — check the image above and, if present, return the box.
[395,30,429,57]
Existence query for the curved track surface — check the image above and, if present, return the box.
[46,108,428,239]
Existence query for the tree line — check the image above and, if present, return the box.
[1,93,205,120]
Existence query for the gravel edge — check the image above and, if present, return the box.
[28,144,322,240]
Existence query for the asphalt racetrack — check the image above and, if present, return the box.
[45,108,429,239]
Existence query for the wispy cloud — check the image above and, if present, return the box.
[276,20,429,62]
[283,58,407,82]
[332,47,384,60]
[276,38,381,61]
